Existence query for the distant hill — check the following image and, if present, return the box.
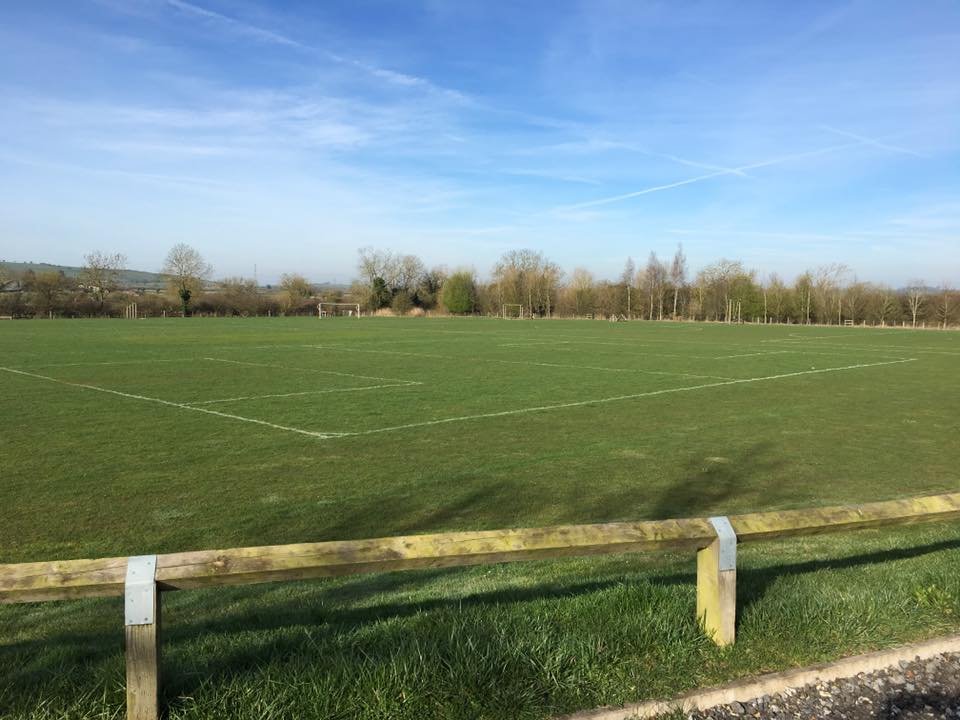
[1,261,169,290]
[0,261,350,292]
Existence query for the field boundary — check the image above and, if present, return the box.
[1,492,959,720]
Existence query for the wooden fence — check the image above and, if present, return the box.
[2,492,960,720]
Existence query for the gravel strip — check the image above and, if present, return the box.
[679,652,960,719]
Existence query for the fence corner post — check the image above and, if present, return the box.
[125,555,160,720]
[697,517,737,646]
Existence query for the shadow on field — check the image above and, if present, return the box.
[3,537,960,704]
[3,446,958,714]
[649,441,786,520]
[734,537,960,614]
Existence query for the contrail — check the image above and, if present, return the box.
[642,150,748,177]
[819,125,926,158]
[560,139,868,211]
[164,0,305,48]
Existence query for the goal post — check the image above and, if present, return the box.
[318,302,361,318]
[502,304,524,319]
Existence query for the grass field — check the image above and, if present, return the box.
[2,317,959,719]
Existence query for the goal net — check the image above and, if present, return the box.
[318,302,361,317]
[502,304,524,319]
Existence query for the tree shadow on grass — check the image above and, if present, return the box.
[733,536,960,615]
[4,535,958,704]
[647,441,786,522]
[3,443,958,714]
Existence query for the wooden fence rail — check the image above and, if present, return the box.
[2,492,959,719]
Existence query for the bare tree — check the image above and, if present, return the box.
[905,281,926,328]
[644,252,667,320]
[767,273,787,323]
[812,264,849,324]
[569,267,595,316]
[356,248,429,308]
[794,271,813,324]
[843,281,868,325]
[936,284,955,329]
[163,243,212,316]
[79,251,127,311]
[669,244,687,318]
[869,285,899,326]
[620,257,635,317]
[217,277,259,316]
[492,249,560,316]
[697,259,750,321]
[280,273,312,313]
[26,271,68,315]
[396,254,426,292]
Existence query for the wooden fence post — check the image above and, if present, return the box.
[125,555,160,720]
[697,517,737,646]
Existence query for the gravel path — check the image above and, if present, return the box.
[681,652,960,719]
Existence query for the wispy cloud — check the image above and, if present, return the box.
[161,0,467,101]
[0,150,232,191]
[4,0,958,284]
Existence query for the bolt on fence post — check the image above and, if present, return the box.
[697,517,737,646]
[124,555,160,720]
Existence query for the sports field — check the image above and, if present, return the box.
[2,317,960,719]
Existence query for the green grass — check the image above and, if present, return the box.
[1,317,959,719]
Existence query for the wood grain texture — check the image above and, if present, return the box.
[696,540,736,646]
[125,585,160,720]
[2,492,958,604]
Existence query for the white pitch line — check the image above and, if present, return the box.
[498,341,572,347]
[713,350,798,359]
[497,339,718,360]
[335,359,916,438]
[25,359,190,369]
[760,340,960,356]
[0,366,346,439]
[202,357,421,385]
[183,382,416,405]
[305,344,735,382]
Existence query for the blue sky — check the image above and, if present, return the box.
[1,0,958,285]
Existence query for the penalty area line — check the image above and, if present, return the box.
[202,357,421,386]
[335,358,917,439]
[305,344,735,382]
[183,382,417,406]
[0,366,346,440]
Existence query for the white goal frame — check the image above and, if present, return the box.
[318,302,361,318]
[502,304,524,319]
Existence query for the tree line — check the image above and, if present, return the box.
[354,246,957,328]
[0,245,348,319]
[0,243,956,327]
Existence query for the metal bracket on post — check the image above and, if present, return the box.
[698,516,738,646]
[125,555,158,626]
[707,516,737,571]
